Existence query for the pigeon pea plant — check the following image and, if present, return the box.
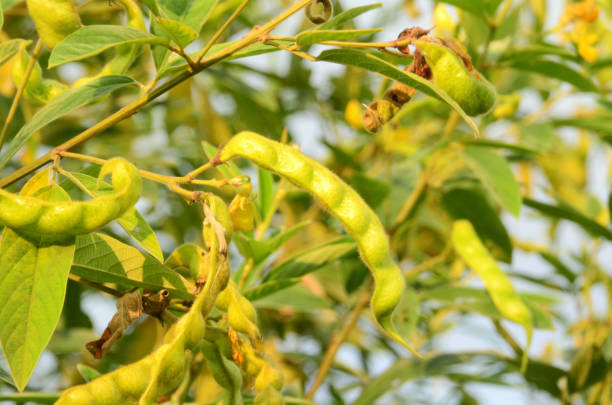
[0,0,611,404]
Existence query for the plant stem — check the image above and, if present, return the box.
[68,274,123,297]
[0,0,317,189]
[0,39,42,150]
[306,287,371,400]
[197,0,252,63]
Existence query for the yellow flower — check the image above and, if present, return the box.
[559,0,599,26]
[570,21,600,62]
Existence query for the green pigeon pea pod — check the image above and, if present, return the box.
[217,131,420,356]
[165,243,207,283]
[415,40,496,116]
[254,386,284,405]
[0,158,141,244]
[57,219,231,404]
[217,281,261,343]
[229,182,255,232]
[305,0,333,24]
[203,194,233,253]
[451,219,532,372]
[11,42,66,105]
[25,0,82,49]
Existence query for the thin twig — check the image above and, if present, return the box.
[0,0,317,189]
[306,287,371,400]
[0,39,43,149]
[69,274,123,297]
[196,0,252,63]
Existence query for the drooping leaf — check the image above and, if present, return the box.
[508,58,597,92]
[72,233,194,299]
[524,198,612,240]
[48,26,168,68]
[458,145,522,217]
[317,48,480,137]
[0,76,135,170]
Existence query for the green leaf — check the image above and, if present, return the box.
[264,237,356,281]
[392,288,420,339]
[48,26,168,68]
[1,0,22,11]
[72,233,194,299]
[508,58,597,92]
[202,141,241,179]
[243,278,301,301]
[0,185,75,391]
[154,17,198,49]
[0,39,27,67]
[317,48,480,137]
[258,168,275,220]
[158,0,218,32]
[201,340,243,405]
[436,0,486,16]
[235,222,308,264]
[567,345,608,393]
[76,364,101,382]
[318,3,382,30]
[253,284,331,311]
[296,29,382,46]
[68,172,164,262]
[458,145,522,217]
[0,75,135,170]
[442,185,513,262]
[524,198,612,240]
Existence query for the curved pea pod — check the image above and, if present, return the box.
[254,386,284,405]
[229,183,255,232]
[451,219,533,372]
[415,40,496,116]
[11,43,66,104]
[255,362,283,392]
[165,243,207,282]
[217,281,261,342]
[218,131,420,356]
[26,0,82,49]
[203,194,233,252]
[0,158,141,244]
